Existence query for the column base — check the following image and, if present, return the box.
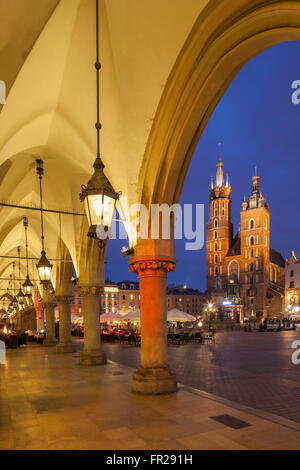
[56,343,74,353]
[79,350,106,366]
[43,338,57,347]
[132,367,177,395]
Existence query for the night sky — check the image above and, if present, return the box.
[105,40,300,292]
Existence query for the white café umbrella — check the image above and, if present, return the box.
[167,308,195,322]
[100,312,122,323]
[121,309,140,322]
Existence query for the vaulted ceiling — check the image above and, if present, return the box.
[0,0,203,292]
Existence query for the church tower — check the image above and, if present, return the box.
[206,144,233,292]
[239,168,270,317]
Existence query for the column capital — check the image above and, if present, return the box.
[55,295,74,304]
[77,285,104,296]
[129,256,176,278]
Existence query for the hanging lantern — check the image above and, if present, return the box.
[23,274,33,297]
[36,160,53,284]
[79,0,119,240]
[17,289,25,310]
[80,157,119,238]
[36,250,53,285]
[23,217,34,302]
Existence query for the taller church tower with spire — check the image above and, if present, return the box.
[206,147,285,321]
[206,144,233,293]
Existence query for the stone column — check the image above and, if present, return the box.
[129,257,177,394]
[16,307,22,330]
[42,285,57,346]
[56,295,74,353]
[78,285,106,366]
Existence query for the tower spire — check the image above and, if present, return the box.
[215,141,224,187]
[252,166,260,193]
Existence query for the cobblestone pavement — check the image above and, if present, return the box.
[101,331,300,423]
[3,343,300,450]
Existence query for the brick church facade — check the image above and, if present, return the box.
[206,147,285,321]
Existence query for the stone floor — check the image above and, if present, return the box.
[1,342,300,450]
[101,330,300,423]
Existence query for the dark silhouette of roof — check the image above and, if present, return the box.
[117,280,139,290]
[227,235,241,256]
[270,248,285,268]
[166,285,204,296]
[226,236,284,268]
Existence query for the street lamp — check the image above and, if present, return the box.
[36,159,53,284]
[79,0,119,240]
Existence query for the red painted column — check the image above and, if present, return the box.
[129,256,177,394]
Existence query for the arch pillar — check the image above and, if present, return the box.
[129,239,177,394]
[55,295,74,353]
[77,219,107,366]
[15,307,22,330]
[42,284,57,346]
[55,238,75,353]
[78,285,106,366]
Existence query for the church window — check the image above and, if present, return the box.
[215,243,218,251]
[250,276,254,284]
[290,281,295,288]
[291,270,294,277]
[250,236,254,246]
[214,231,217,239]
[215,255,218,263]
[214,202,218,216]
[214,219,218,228]
[250,219,255,229]
[215,267,218,275]
[229,261,239,282]
[250,263,254,272]
[251,249,254,258]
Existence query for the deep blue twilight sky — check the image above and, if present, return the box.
[105,40,300,292]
